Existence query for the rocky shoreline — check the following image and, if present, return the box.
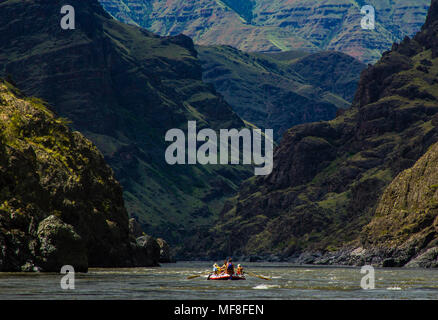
[193,235,438,267]
[212,245,438,268]
[291,246,438,268]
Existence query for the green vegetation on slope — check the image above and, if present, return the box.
[359,141,438,267]
[0,80,133,271]
[198,45,365,140]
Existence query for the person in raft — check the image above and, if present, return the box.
[221,260,228,273]
[212,263,220,275]
[236,264,244,275]
[226,258,235,275]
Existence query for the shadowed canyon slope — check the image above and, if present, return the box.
[0,0,251,254]
[99,0,430,63]
[201,0,438,263]
[197,46,365,140]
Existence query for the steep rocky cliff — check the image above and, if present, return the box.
[0,0,251,255]
[354,0,438,267]
[203,0,438,262]
[0,80,136,271]
[359,141,438,267]
[99,0,430,63]
[198,46,365,140]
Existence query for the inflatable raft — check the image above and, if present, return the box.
[207,273,246,280]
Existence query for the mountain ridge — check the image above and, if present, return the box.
[99,0,430,63]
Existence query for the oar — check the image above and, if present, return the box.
[247,271,272,281]
[187,271,211,279]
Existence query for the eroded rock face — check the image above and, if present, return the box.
[359,141,438,266]
[405,248,438,268]
[129,218,144,239]
[0,80,134,271]
[37,215,88,273]
[132,235,161,267]
[157,238,172,263]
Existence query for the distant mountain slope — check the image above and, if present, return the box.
[200,0,438,261]
[287,51,365,103]
[252,0,430,62]
[0,0,251,255]
[198,46,365,140]
[99,0,430,63]
[99,0,316,53]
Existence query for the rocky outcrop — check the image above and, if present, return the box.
[129,218,171,264]
[99,0,430,63]
[201,0,438,264]
[131,235,161,267]
[357,141,438,267]
[0,80,137,271]
[36,215,88,272]
[405,248,438,268]
[129,218,144,238]
[157,238,172,263]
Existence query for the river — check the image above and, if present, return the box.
[1,262,437,299]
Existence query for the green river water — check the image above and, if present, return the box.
[1,262,437,299]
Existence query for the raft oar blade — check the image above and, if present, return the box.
[187,271,211,279]
[248,271,272,281]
